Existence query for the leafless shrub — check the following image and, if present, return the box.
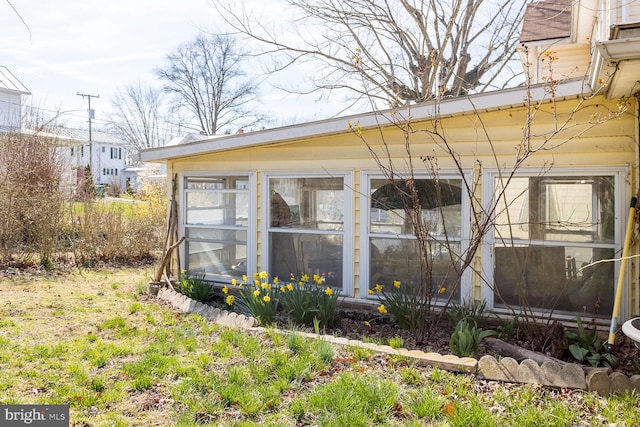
[0,125,66,267]
[67,178,167,266]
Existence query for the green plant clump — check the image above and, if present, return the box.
[449,319,495,358]
[279,273,342,329]
[565,316,619,369]
[370,281,427,330]
[234,272,279,326]
[178,272,214,303]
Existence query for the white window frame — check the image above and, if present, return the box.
[180,171,256,284]
[482,167,628,320]
[262,171,354,296]
[359,170,473,302]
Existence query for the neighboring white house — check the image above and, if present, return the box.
[51,127,127,192]
[0,65,30,131]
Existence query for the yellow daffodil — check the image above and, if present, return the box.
[231,278,237,286]
[274,277,279,284]
[254,280,260,286]
[313,274,324,284]
[259,271,268,279]
[225,295,235,306]
[368,289,374,295]
[301,273,309,283]
[364,320,371,327]
[263,295,271,303]
[325,287,333,295]
[438,287,446,294]
[222,286,228,294]
[286,283,294,291]
[348,121,353,129]
[253,272,260,280]
[375,283,383,293]
[261,282,269,290]
[378,304,388,314]
[280,286,286,292]
[393,280,401,288]
[242,275,248,283]
[253,289,260,297]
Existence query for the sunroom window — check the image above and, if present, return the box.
[183,176,249,279]
[367,177,463,302]
[268,176,345,289]
[492,174,618,317]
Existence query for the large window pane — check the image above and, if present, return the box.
[492,174,617,317]
[367,177,463,302]
[270,177,344,231]
[268,176,345,290]
[369,237,461,301]
[269,232,343,288]
[494,176,614,243]
[494,245,614,316]
[187,240,247,276]
[370,179,462,236]
[184,175,249,279]
[186,191,249,226]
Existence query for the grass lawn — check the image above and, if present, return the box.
[0,267,638,426]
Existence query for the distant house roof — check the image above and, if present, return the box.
[50,127,125,145]
[166,132,211,146]
[0,66,30,95]
[520,0,572,43]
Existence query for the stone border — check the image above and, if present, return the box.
[155,286,639,395]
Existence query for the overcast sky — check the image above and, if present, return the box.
[1,0,343,132]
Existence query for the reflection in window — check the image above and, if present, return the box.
[493,175,616,316]
[184,176,249,278]
[269,177,344,288]
[368,178,463,301]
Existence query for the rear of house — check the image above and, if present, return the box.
[140,0,640,324]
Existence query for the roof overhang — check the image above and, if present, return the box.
[0,66,30,95]
[592,38,640,99]
[139,78,593,163]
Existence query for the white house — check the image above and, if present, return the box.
[0,65,30,131]
[52,127,127,193]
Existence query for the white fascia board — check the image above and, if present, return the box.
[139,78,592,163]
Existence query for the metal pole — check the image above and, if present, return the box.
[76,92,100,178]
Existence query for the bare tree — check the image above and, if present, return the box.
[107,82,185,153]
[155,34,264,135]
[215,0,530,109]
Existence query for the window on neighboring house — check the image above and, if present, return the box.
[118,148,122,159]
[80,145,84,157]
[365,175,464,302]
[268,175,347,290]
[70,147,74,156]
[103,168,106,175]
[490,172,620,317]
[115,169,118,176]
[101,146,105,153]
[184,175,251,279]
